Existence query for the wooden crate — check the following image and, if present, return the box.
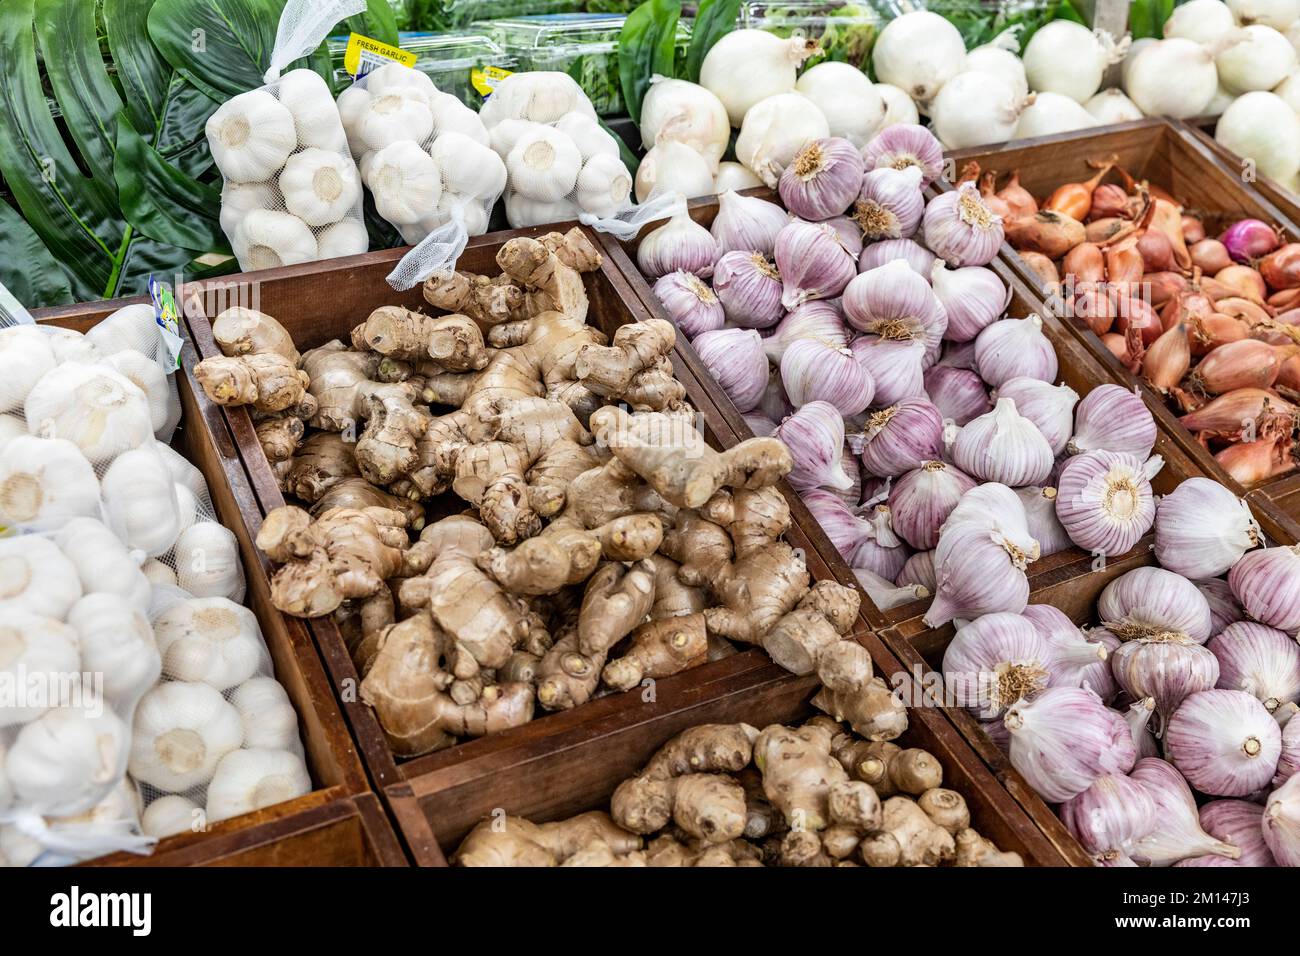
[179,231,1077,866]
[1176,119,1300,229]
[600,191,1211,634]
[27,303,405,868]
[942,119,1300,520]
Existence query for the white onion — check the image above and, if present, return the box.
[1023,22,1125,103]
[1015,92,1099,139]
[1228,0,1300,30]
[1084,89,1145,124]
[635,139,715,203]
[1125,38,1222,118]
[1216,91,1300,182]
[736,93,830,188]
[700,29,818,126]
[1165,0,1238,42]
[930,72,1030,149]
[875,83,920,128]
[795,62,886,148]
[1217,25,1298,93]
[1122,37,1157,89]
[714,162,763,192]
[639,78,730,171]
[964,39,1029,101]
[871,11,967,104]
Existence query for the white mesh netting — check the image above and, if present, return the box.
[0,303,308,866]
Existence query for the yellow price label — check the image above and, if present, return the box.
[344,32,417,78]
[471,65,514,97]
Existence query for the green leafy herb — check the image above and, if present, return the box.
[685,0,743,81]
[618,0,683,124]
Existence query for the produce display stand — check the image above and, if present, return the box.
[182,227,1078,866]
[24,302,407,868]
[942,118,1300,526]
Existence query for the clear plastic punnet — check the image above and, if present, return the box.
[0,301,309,866]
[207,0,371,272]
[329,32,517,107]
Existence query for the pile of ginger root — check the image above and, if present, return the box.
[193,227,908,755]
[454,716,1024,867]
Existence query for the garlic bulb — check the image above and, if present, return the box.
[1003,686,1136,803]
[1263,775,1300,866]
[853,166,926,241]
[142,559,177,587]
[1166,689,1282,797]
[1155,478,1262,579]
[857,398,945,478]
[922,182,1005,268]
[42,327,101,365]
[100,349,172,436]
[774,219,856,309]
[844,261,948,359]
[763,301,849,364]
[0,326,55,413]
[637,212,720,279]
[847,505,911,581]
[553,113,618,164]
[1210,621,1300,717]
[1061,773,1156,865]
[1111,638,1221,732]
[780,339,874,416]
[206,89,296,183]
[367,141,443,226]
[942,612,1053,718]
[927,519,1032,626]
[0,414,26,451]
[993,378,1078,456]
[1055,451,1162,557]
[67,593,161,703]
[860,238,936,278]
[232,210,318,271]
[1278,717,1300,784]
[898,550,936,592]
[1020,604,1110,690]
[736,93,830,188]
[102,444,182,556]
[1099,567,1214,644]
[479,72,595,127]
[354,86,435,155]
[922,366,991,427]
[930,263,1008,344]
[1228,545,1300,632]
[0,435,100,529]
[1200,578,1246,636]
[130,681,244,792]
[277,69,345,151]
[862,124,945,187]
[635,139,715,204]
[795,62,886,148]
[504,191,581,229]
[1015,487,1073,557]
[974,315,1058,388]
[851,338,927,407]
[230,677,302,753]
[713,251,784,329]
[173,521,246,602]
[141,794,200,839]
[775,401,855,491]
[890,461,976,550]
[24,362,152,463]
[0,535,82,619]
[575,154,633,218]
[156,441,209,502]
[1068,384,1157,458]
[0,611,81,726]
[692,328,768,413]
[278,148,361,227]
[317,219,370,259]
[778,137,865,222]
[154,596,266,690]
[507,126,582,203]
[1200,798,1278,866]
[1130,758,1241,866]
[205,748,311,824]
[53,517,152,613]
[710,191,789,257]
[5,704,128,813]
[84,304,160,357]
[952,397,1055,487]
[652,271,725,338]
[639,79,729,169]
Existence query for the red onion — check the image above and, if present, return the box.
[1003,686,1136,803]
[858,238,936,277]
[1061,774,1156,866]
[1220,218,1281,263]
[779,137,865,222]
[692,327,768,412]
[1165,689,1282,797]
[712,250,784,329]
[1200,799,1277,866]
[922,365,990,426]
[1260,242,1300,290]
[1130,758,1241,866]
[856,398,945,478]
[860,123,944,188]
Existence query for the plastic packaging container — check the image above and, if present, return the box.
[875,0,1058,49]
[390,0,585,31]
[329,33,517,107]
[741,1,887,69]
[481,13,692,117]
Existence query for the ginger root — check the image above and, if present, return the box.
[455,811,639,867]
[812,640,908,742]
[860,797,956,867]
[601,611,708,692]
[195,351,310,413]
[354,307,489,371]
[212,306,299,364]
[955,828,1024,867]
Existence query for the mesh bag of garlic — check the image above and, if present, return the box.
[480,72,637,230]
[0,311,308,866]
[206,1,371,272]
[338,62,505,246]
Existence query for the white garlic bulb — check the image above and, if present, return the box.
[554,112,620,162]
[6,703,129,813]
[0,742,13,810]
[100,349,172,434]
[504,190,581,228]
[129,681,244,792]
[66,593,161,703]
[173,520,245,602]
[0,610,81,726]
[575,154,634,218]
[336,84,371,159]
[0,435,100,529]
[141,794,201,838]
[489,118,545,158]
[479,71,596,126]
[0,535,82,619]
[230,677,302,753]
[636,138,716,203]
[206,89,297,183]
[101,444,182,557]
[276,69,346,151]
[429,92,491,146]
[84,304,158,356]
[506,126,582,203]
[356,82,435,153]
[219,180,278,238]
[0,414,26,451]
[429,131,507,198]
[278,148,361,226]
[154,441,209,503]
[366,62,437,106]
[232,209,319,271]
[367,140,443,226]
[142,558,178,587]
[316,219,370,260]
[0,327,55,414]
[441,194,490,236]
[153,595,265,690]
[53,517,152,613]
[205,748,311,824]
[41,326,101,365]
[24,362,152,462]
